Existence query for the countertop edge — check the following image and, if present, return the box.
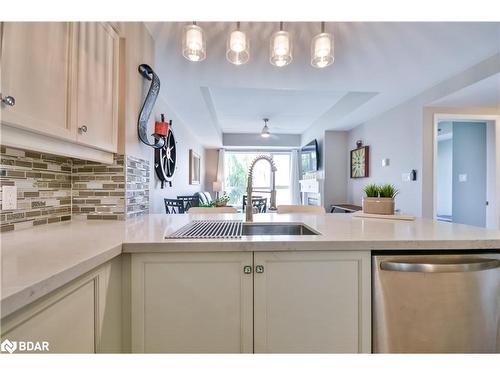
[122,239,500,252]
[1,243,122,319]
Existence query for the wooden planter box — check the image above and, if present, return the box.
[362,197,395,215]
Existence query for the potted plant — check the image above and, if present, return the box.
[213,193,230,207]
[362,183,399,215]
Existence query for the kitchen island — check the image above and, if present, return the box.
[1,213,500,353]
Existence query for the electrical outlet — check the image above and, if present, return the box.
[401,173,411,182]
[2,185,17,210]
[458,174,467,182]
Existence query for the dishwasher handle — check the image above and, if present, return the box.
[380,258,500,273]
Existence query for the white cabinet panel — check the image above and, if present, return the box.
[0,22,118,159]
[1,257,122,353]
[74,22,118,152]
[1,22,76,140]
[253,251,371,353]
[2,280,96,353]
[131,252,254,353]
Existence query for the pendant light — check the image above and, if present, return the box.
[311,22,334,68]
[261,118,271,138]
[226,22,250,65]
[182,22,206,62]
[270,22,292,67]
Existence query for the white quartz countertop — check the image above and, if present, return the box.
[2,213,500,317]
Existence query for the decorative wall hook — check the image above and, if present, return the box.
[137,64,165,149]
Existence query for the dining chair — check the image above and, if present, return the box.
[276,205,326,214]
[177,195,200,211]
[241,195,263,213]
[251,198,268,213]
[164,198,186,214]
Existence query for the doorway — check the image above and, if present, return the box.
[434,117,498,228]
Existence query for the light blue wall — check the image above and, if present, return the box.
[452,122,487,227]
[437,139,453,216]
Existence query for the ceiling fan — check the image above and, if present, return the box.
[260,118,286,139]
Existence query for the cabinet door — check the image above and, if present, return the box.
[253,251,371,353]
[131,252,253,353]
[74,22,118,152]
[0,22,76,140]
[1,257,122,353]
[2,280,96,353]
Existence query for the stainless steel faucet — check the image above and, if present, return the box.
[245,155,277,222]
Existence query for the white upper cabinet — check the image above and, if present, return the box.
[1,22,76,140]
[0,22,119,157]
[74,22,119,152]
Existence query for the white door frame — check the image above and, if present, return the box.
[432,113,500,228]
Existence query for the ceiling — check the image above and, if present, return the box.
[431,73,500,108]
[206,87,346,133]
[146,22,500,147]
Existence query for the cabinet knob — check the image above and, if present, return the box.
[243,265,252,274]
[255,265,264,273]
[1,95,16,106]
[79,125,88,133]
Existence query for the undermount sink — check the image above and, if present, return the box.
[166,220,320,239]
[242,223,319,236]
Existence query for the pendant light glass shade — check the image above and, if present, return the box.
[261,119,271,138]
[311,23,334,68]
[182,23,206,62]
[226,23,250,65]
[270,23,292,67]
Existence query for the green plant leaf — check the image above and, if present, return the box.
[378,184,399,198]
[363,183,380,197]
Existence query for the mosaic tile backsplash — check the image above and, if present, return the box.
[0,146,150,232]
[126,155,150,218]
[0,146,72,232]
[72,155,126,220]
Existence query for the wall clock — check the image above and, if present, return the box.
[350,145,369,178]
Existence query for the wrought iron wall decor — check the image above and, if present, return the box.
[138,64,177,188]
[137,64,165,149]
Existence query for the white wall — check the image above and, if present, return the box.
[223,133,301,148]
[323,131,348,209]
[346,100,422,214]
[118,22,208,214]
[486,121,498,229]
[436,139,452,216]
[148,95,207,213]
[204,148,219,197]
[346,53,500,217]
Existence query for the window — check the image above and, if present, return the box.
[224,151,292,206]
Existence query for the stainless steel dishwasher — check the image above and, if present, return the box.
[373,253,500,353]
